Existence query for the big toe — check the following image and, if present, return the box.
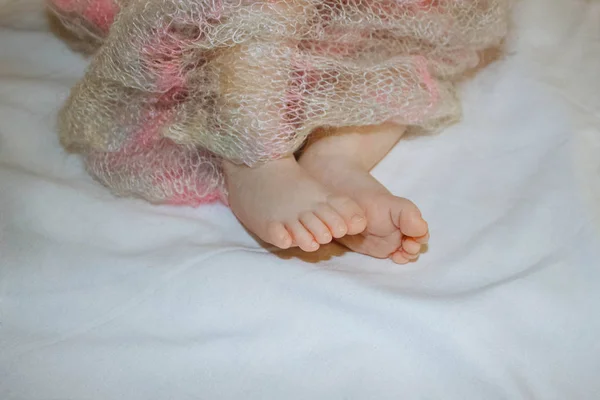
[392,198,429,238]
[266,221,293,249]
[328,195,367,235]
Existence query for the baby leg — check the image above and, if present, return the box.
[299,123,429,264]
[215,44,367,253]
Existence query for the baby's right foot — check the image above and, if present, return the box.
[223,157,367,252]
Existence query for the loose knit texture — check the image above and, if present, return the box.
[49,0,510,206]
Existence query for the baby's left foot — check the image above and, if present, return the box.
[339,190,430,264]
[299,140,429,263]
[309,167,428,263]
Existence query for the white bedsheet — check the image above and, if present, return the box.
[1,1,599,398]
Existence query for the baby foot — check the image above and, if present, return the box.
[339,191,429,264]
[223,157,367,252]
[299,153,429,264]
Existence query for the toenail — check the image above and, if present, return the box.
[334,227,347,237]
[351,215,365,224]
[311,241,319,248]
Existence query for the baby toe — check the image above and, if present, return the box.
[286,221,320,252]
[392,199,428,238]
[266,221,293,249]
[327,195,367,235]
[315,203,348,238]
[415,232,430,245]
[392,249,419,264]
[391,251,411,265]
[300,211,333,244]
[401,237,422,255]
